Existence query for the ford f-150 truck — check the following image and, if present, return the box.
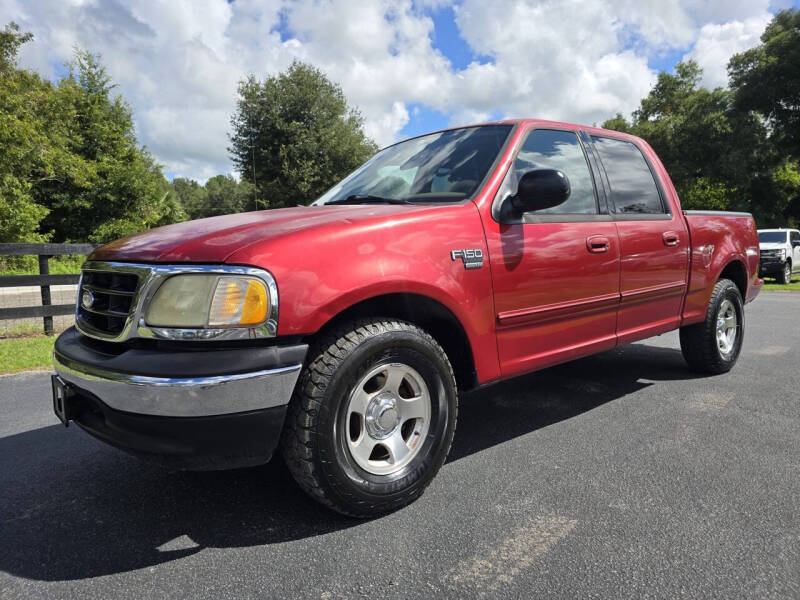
[52,119,762,517]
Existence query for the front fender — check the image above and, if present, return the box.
[226,202,502,383]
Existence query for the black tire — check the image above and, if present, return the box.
[679,278,744,374]
[777,261,791,284]
[281,318,458,518]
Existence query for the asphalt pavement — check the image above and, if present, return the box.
[1,291,798,599]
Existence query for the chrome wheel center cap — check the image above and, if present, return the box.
[365,394,399,439]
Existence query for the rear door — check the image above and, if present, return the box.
[589,135,689,344]
[486,127,621,377]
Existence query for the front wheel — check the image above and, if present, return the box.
[679,278,744,374]
[281,318,458,518]
[777,261,792,284]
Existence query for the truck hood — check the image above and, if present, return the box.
[759,243,786,251]
[89,205,441,263]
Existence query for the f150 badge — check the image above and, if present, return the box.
[450,249,484,269]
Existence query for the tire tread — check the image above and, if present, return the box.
[281,318,457,517]
[679,278,743,374]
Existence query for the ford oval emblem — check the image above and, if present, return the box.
[81,290,95,309]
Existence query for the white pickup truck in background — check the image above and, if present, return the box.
[758,228,800,284]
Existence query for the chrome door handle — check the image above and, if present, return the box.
[663,231,680,247]
[586,235,610,254]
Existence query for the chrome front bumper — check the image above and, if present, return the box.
[51,327,307,468]
[53,326,306,418]
[54,353,302,418]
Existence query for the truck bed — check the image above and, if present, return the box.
[682,210,762,326]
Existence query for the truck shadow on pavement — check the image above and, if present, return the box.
[0,342,703,581]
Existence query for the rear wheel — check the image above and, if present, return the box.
[679,278,744,374]
[777,261,792,284]
[281,318,458,518]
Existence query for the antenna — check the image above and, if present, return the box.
[251,120,258,211]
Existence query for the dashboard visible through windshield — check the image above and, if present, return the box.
[314,125,513,205]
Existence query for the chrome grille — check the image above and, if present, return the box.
[75,261,279,343]
[77,268,141,337]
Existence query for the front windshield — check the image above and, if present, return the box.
[758,231,787,244]
[313,125,513,205]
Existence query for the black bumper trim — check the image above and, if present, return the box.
[67,383,287,470]
[55,326,307,378]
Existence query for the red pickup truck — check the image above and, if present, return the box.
[52,119,762,517]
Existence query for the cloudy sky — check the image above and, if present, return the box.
[3,0,798,182]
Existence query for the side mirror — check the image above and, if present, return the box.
[510,169,570,215]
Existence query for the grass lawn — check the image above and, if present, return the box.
[0,336,54,375]
[1,254,86,276]
[761,275,800,292]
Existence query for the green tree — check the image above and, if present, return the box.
[0,23,54,244]
[681,177,733,211]
[229,61,378,208]
[0,24,185,246]
[0,177,48,244]
[204,174,255,217]
[171,175,255,219]
[600,113,632,134]
[0,22,32,74]
[602,60,798,225]
[729,9,800,160]
[37,50,186,242]
[171,177,209,219]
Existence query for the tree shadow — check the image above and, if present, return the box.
[0,342,700,581]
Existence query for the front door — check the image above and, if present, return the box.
[485,127,621,378]
[588,134,689,344]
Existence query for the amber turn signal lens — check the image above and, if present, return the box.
[240,279,268,325]
[208,277,268,327]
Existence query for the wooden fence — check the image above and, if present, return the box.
[0,243,96,335]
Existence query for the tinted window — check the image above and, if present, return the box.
[592,136,664,214]
[791,231,800,243]
[758,231,788,244]
[502,129,597,214]
[315,125,512,204]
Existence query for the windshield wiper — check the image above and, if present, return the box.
[326,194,412,206]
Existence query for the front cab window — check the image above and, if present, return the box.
[494,128,598,221]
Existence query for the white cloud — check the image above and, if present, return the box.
[0,0,781,181]
[280,0,454,142]
[685,14,772,88]
[451,0,657,126]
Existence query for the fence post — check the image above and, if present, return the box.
[38,254,54,336]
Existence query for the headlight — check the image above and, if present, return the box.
[778,249,786,258]
[145,274,270,328]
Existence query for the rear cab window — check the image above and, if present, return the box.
[591,135,667,216]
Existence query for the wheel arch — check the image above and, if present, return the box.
[309,292,479,392]
[718,259,748,298]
